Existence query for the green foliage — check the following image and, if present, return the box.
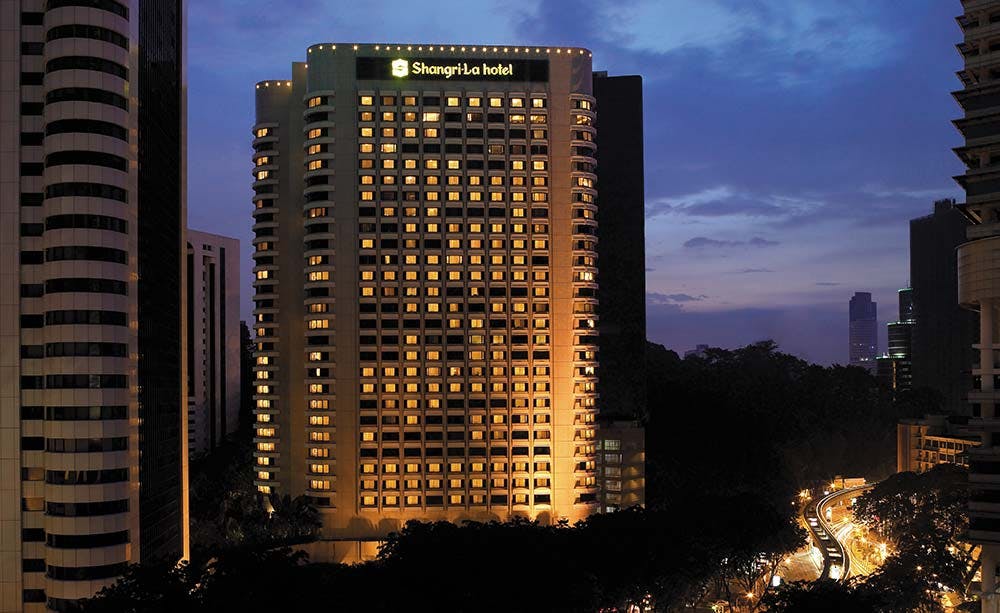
[188,426,320,555]
[645,340,920,509]
[853,464,975,607]
[83,498,805,612]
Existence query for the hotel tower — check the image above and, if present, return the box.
[0,0,188,610]
[956,1,1000,611]
[252,44,600,559]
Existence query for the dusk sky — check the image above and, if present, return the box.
[186,0,964,366]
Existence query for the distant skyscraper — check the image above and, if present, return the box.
[593,73,646,420]
[251,43,601,561]
[0,0,188,609]
[910,200,977,413]
[849,292,878,370]
[953,2,1000,609]
[186,230,241,456]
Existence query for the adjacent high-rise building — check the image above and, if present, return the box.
[186,230,240,457]
[595,419,644,513]
[251,43,601,561]
[877,288,915,391]
[910,200,977,413]
[592,73,646,420]
[953,1,1000,610]
[0,1,188,609]
[848,292,878,371]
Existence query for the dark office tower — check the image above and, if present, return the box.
[252,44,599,561]
[954,1,1000,609]
[910,200,977,413]
[849,292,878,371]
[240,321,255,425]
[0,1,188,609]
[592,73,646,420]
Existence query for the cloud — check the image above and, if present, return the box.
[646,292,707,306]
[733,268,775,274]
[815,282,841,287]
[683,236,780,249]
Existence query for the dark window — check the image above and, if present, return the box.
[23,589,46,603]
[20,102,43,115]
[20,193,43,207]
[20,315,44,328]
[47,55,128,79]
[46,87,128,110]
[46,0,129,18]
[45,182,127,203]
[46,213,127,233]
[21,12,43,25]
[22,528,46,542]
[46,24,128,49]
[21,42,44,55]
[45,310,127,326]
[47,530,129,549]
[46,246,127,264]
[46,118,128,142]
[44,374,128,389]
[20,163,43,176]
[45,405,127,421]
[45,278,127,295]
[20,251,43,265]
[46,468,128,484]
[22,436,45,450]
[23,559,46,573]
[47,562,128,581]
[46,150,128,171]
[20,345,43,359]
[20,132,44,146]
[45,342,128,357]
[46,437,128,452]
[21,72,44,86]
[20,406,44,420]
[20,283,43,297]
[46,499,129,517]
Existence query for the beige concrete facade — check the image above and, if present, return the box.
[252,44,600,557]
[955,1,1000,610]
[896,416,978,474]
[0,1,187,609]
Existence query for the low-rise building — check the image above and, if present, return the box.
[897,415,979,473]
[596,421,645,512]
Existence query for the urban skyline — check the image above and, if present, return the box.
[0,1,991,611]
[185,1,964,366]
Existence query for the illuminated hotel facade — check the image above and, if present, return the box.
[252,43,599,557]
[0,0,188,610]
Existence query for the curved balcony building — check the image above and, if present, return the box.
[0,1,187,610]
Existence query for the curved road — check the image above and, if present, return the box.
[801,485,873,581]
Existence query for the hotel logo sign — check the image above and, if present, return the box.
[391,58,409,77]
[357,57,549,82]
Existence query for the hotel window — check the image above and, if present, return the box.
[403,96,417,106]
[360,143,374,153]
[308,128,324,139]
[360,111,375,121]
[381,127,396,137]
[382,95,396,105]
[510,114,525,124]
[404,127,417,137]
[510,98,524,108]
[489,97,503,108]
[530,114,546,124]
[255,128,270,138]
[468,97,481,107]
[423,112,441,122]
[382,111,395,121]
[360,95,374,106]
[446,97,460,107]
[308,96,325,107]
[381,143,397,153]
[531,98,546,108]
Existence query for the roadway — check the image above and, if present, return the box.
[801,485,873,581]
